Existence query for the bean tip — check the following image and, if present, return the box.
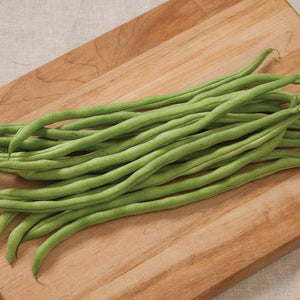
[270,48,281,61]
[33,273,41,279]
[7,255,14,265]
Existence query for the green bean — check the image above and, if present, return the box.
[0,135,205,199]
[4,88,297,162]
[0,175,104,201]
[0,108,242,167]
[256,89,298,103]
[59,87,293,132]
[15,77,300,178]
[0,124,23,135]
[2,50,274,145]
[54,115,300,198]
[23,147,300,242]
[178,132,300,163]
[23,208,103,242]
[1,118,299,165]
[134,119,293,190]
[0,136,62,151]
[0,112,270,172]
[61,91,291,134]
[0,124,98,140]
[0,125,241,199]
[46,120,290,200]
[59,111,140,130]
[9,73,293,158]
[0,167,22,175]
[177,149,300,173]
[8,49,276,154]
[233,103,281,113]
[188,73,300,104]
[24,126,282,240]
[0,212,19,235]
[2,50,300,276]
[7,91,251,162]
[278,138,300,148]
[0,111,266,163]
[0,139,118,162]
[0,106,297,210]
[284,130,300,139]
[30,133,291,277]
[6,91,244,160]
[6,213,52,264]
[255,149,300,160]
[51,123,283,200]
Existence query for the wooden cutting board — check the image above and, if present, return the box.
[0,0,299,299]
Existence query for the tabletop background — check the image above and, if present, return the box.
[0,0,299,299]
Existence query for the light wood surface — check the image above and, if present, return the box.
[0,0,299,299]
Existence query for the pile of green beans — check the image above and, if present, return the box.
[0,48,300,278]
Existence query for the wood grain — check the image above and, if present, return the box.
[0,0,239,108]
[0,0,299,299]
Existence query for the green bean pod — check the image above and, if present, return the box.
[22,148,300,242]
[0,212,19,235]
[0,108,297,211]
[6,213,52,264]
[8,49,277,154]
[30,134,293,277]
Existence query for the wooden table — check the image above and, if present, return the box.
[0,0,299,298]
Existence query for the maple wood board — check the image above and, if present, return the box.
[0,0,300,299]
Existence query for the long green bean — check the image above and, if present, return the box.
[15,82,300,179]
[278,138,300,148]
[0,136,62,151]
[6,213,52,264]
[15,129,286,253]
[30,134,292,277]
[0,212,19,235]
[59,88,294,131]
[0,124,97,140]
[0,111,273,171]
[7,91,246,160]
[1,49,300,277]
[22,148,300,242]
[10,73,297,158]
[8,49,277,154]
[134,120,293,190]
[0,108,297,210]
[4,88,299,161]
[0,125,242,199]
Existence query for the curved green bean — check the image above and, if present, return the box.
[134,120,293,190]
[8,49,276,154]
[4,88,299,162]
[0,212,19,235]
[23,148,300,242]
[30,134,291,277]
[6,213,52,264]
[0,111,273,172]
[0,107,297,210]
[284,130,300,139]
[7,91,245,160]
[9,72,295,157]
[0,125,241,199]
[0,136,62,151]
[15,77,300,179]
[0,109,243,168]
[278,138,300,148]
[0,124,98,140]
